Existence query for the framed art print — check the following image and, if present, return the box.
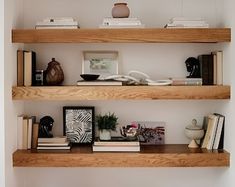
[63,106,95,144]
[137,121,165,145]
[82,51,119,79]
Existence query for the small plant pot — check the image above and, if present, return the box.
[99,129,111,140]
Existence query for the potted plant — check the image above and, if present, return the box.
[96,112,118,140]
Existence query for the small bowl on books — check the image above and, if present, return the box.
[80,74,100,81]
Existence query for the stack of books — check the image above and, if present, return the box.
[77,80,122,86]
[99,18,145,28]
[165,17,209,28]
[37,136,71,150]
[92,137,140,152]
[17,115,38,150]
[17,50,36,86]
[170,78,202,86]
[201,113,225,150]
[35,17,79,29]
[199,51,223,85]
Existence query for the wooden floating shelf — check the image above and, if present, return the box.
[12,86,230,101]
[12,28,231,43]
[13,145,230,167]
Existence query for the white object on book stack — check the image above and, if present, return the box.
[36,17,79,29]
[165,17,209,28]
[100,17,145,28]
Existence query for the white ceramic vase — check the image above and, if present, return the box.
[99,129,111,140]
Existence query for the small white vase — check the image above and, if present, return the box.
[99,129,111,140]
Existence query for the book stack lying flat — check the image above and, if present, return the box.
[165,17,209,28]
[99,18,145,28]
[77,80,122,86]
[92,137,140,152]
[35,17,79,29]
[170,78,202,86]
[37,136,71,150]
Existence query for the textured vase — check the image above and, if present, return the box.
[45,58,64,85]
[112,3,130,18]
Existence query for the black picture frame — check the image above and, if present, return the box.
[63,106,95,144]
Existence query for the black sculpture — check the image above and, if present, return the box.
[185,57,201,78]
[39,116,54,138]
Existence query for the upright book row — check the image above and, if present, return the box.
[201,113,225,150]
[17,115,38,150]
[199,51,223,85]
[17,50,36,86]
[17,115,71,150]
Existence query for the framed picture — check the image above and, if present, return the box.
[63,106,95,144]
[82,51,119,79]
[136,121,165,145]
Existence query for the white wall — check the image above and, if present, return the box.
[4,0,24,186]
[0,0,5,186]
[219,0,235,186]
[4,0,233,187]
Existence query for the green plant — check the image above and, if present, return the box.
[96,112,118,131]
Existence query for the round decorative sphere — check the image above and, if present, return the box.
[112,3,130,18]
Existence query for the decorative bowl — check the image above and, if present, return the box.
[185,119,204,148]
[80,74,100,81]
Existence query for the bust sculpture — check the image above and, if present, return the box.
[39,116,54,138]
[185,57,201,78]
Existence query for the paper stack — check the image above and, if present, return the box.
[35,17,79,29]
[165,17,209,28]
[37,136,71,150]
[99,17,145,28]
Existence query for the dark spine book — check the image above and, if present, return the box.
[31,51,37,86]
[198,54,213,85]
[198,55,209,85]
[218,118,225,149]
[207,54,214,85]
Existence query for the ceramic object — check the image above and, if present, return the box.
[45,58,64,85]
[112,3,130,18]
[185,119,204,148]
[80,74,99,81]
[99,129,111,140]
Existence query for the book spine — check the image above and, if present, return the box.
[198,55,213,85]
[31,123,39,149]
[199,55,209,85]
[17,50,24,86]
[17,115,24,149]
[216,51,223,85]
[22,118,28,150]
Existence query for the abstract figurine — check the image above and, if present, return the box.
[185,57,201,78]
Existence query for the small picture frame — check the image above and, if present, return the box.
[137,121,165,145]
[63,106,95,144]
[82,51,119,79]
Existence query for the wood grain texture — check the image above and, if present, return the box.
[13,145,230,167]
[12,28,231,43]
[12,86,230,100]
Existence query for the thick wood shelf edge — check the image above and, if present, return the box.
[13,145,230,167]
[12,28,231,43]
[12,86,230,100]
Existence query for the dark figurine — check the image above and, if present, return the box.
[39,116,54,138]
[185,57,201,78]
